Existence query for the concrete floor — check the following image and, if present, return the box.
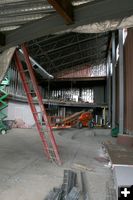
[0,128,116,200]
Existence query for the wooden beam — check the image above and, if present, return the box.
[0,32,5,46]
[47,0,74,24]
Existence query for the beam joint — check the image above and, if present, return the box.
[47,0,74,24]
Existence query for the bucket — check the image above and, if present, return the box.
[111,127,119,137]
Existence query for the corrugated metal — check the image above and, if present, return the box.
[124,28,133,133]
[56,64,106,79]
[0,0,99,32]
[72,0,95,6]
[0,0,54,31]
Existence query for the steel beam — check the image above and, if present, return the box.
[119,29,124,134]
[112,32,116,128]
[47,35,107,54]
[36,43,106,58]
[37,34,106,54]
[41,51,106,71]
[37,43,107,64]
[35,43,56,70]
[107,51,111,125]
[47,0,73,24]
[52,59,106,73]
[28,33,77,48]
[3,0,133,50]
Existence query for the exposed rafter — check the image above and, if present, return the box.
[47,0,74,24]
[3,0,133,50]
[43,34,107,54]
[34,43,107,62]
[27,31,110,74]
[53,58,106,74]
[44,51,106,71]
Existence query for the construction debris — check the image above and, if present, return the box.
[44,170,88,200]
[62,170,77,198]
[66,187,80,200]
[45,188,62,200]
[12,119,31,129]
[94,156,109,163]
[72,163,94,172]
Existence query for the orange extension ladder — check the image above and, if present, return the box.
[14,44,61,165]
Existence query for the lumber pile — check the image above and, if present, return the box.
[44,170,89,200]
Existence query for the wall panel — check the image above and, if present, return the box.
[124,28,133,133]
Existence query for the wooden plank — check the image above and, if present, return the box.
[47,0,74,24]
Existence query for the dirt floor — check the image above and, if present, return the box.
[0,128,116,200]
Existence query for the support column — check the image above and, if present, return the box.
[48,80,50,99]
[112,32,116,128]
[119,29,124,134]
[102,107,106,126]
[107,51,111,125]
[63,107,66,118]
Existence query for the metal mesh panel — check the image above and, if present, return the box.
[49,88,94,103]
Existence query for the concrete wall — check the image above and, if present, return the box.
[7,101,41,126]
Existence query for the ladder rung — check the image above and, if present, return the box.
[19,70,28,74]
[24,80,32,84]
[40,126,47,130]
[27,91,36,94]
[46,148,56,159]
[36,119,45,124]
[29,102,36,104]
[40,126,48,131]
[40,128,49,134]
[33,111,42,114]
[42,131,49,136]
[50,158,56,162]
[27,93,36,97]
[48,149,56,157]
[22,69,29,73]
[48,148,55,154]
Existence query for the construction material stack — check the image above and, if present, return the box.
[44,170,89,200]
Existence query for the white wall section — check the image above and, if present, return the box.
[7,101,41,126]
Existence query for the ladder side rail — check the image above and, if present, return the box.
[14,51,50,159]
[21,45,55,132]
[21,44,61,164]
